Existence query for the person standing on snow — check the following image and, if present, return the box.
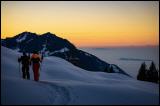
[18,52,30,79]
[30,51,42,81]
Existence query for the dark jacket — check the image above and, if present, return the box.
[18,55,30,66]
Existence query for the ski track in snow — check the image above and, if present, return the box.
[38,81,71,105]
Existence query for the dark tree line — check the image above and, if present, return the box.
[137,61,159,83]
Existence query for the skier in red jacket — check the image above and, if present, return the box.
[30,51,42,81]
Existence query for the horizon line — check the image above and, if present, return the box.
[78,45,159,48]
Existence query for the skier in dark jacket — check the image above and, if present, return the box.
[18,52,30,79]
[30,51,42,81]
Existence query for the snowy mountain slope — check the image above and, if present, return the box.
[1,46,159,105]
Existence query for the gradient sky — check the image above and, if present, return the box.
[1,1,159,47]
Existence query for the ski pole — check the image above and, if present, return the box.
[40,53,44,72]
[19,61,21,78]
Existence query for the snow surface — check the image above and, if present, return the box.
[15,48,20,52]
[1,46,159,105]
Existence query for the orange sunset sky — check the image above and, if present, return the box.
[1,1,159,47]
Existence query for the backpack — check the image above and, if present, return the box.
[31,54,41,64]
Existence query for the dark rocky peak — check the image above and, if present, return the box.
[15,31,37,39]
[41,32,58,38]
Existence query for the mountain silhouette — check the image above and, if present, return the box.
[1,31,131,76]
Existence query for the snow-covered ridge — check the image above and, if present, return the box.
[16,33,28,43]
[49,47,69,55]
[40,47,70,57]
[1,46,159,105]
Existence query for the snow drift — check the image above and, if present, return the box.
[1,46,159,105]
